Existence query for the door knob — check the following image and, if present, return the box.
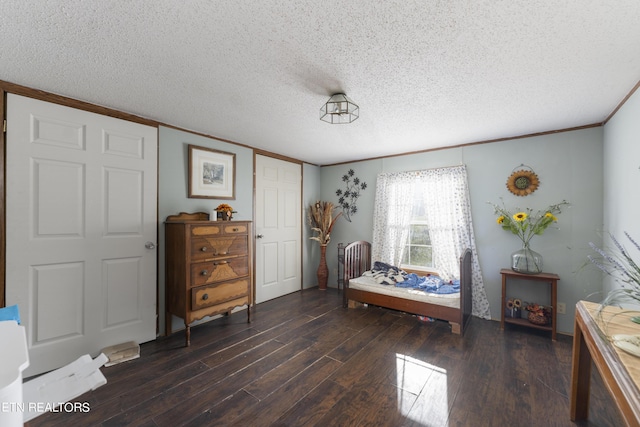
[145,242,156,249]
[256,234,264,239]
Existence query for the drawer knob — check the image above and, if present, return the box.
[201,247,208,252]
[201,270,208,276]
[202,293,209,300]
[233,228,239,231]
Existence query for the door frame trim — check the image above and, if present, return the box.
[0,87,5,308]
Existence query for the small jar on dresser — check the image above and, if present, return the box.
[165,212,253,346]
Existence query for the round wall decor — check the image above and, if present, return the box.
[506,166,539,196]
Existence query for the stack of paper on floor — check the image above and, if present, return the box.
[101,341,140,367]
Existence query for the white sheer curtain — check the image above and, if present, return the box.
[371,172,415,266]
[372,165,491,319]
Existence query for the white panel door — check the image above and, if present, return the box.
[255,155,301,303]
[6,94,158,377]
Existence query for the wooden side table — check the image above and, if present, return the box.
[500,268,559,341]
[570,301,640,425]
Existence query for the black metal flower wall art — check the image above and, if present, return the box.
[335,169,367,222]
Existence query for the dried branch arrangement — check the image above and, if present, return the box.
[308,201,342,245]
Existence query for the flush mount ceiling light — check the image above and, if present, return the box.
[320,93,359,124]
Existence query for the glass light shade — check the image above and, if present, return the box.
[320,93,359,124]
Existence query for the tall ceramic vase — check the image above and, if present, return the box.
[511,242,543,274]
[317,244,328,290]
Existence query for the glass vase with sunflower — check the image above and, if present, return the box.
[490,200,569,274]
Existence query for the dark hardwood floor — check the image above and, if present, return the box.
[30,288,624,427]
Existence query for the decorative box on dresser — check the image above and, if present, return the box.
[165,212,253,346]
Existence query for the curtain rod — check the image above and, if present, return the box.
[378,163,466,176]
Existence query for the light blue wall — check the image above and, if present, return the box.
[320,160,381,287]
[319,127,604,334]
[158,126,254,331]
[603,89,640,293]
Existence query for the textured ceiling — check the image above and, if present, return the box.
[2,1,640,165]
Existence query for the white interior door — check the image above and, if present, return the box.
[255,155,301,303]
[6,94,158,377]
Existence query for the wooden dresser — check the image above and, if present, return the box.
[165,212,252,346]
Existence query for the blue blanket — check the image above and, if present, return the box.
[395,273,460,294]
[362,262,460,294]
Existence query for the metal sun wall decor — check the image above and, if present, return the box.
[506,164,540,197]
[335,169,367,222]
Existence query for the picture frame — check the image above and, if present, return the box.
[188,144,236,199]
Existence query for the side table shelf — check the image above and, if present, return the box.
[500,268,559,341]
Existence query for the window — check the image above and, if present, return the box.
[400,198,434,269]
[401,222,433,269]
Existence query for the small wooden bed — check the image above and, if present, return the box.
[342,241,473,335]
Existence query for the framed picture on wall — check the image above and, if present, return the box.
[188,144,236,199]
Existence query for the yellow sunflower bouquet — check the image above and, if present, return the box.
[490,200,569,245]
[215,203,236,220]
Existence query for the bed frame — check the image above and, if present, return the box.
[342,241,473,335]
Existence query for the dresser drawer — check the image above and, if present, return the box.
[190,225,222,236]
[222,223,249,235]
[190,256,249,287]
[191,279,249,310]
[190,235,248,260]
[190,223,247,236]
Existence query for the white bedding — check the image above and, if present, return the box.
[348,275,460,309]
